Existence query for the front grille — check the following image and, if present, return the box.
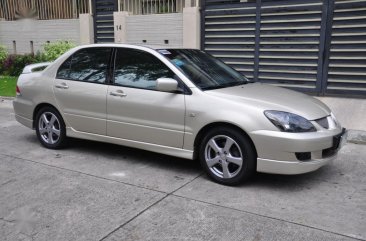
[315,117,329,129]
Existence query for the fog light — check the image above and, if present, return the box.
[295,152,311,161]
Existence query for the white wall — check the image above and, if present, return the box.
[125,13,183,48]
[183,7,200,49]
[316,97,366,131]
[79,14,94,45]
[0,19,80,54]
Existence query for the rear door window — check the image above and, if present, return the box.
[57,47,112,84]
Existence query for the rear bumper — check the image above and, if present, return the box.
[15,114,33,129]
[251,128,347,175]
[13,97,34,129]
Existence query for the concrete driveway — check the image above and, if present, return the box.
[0,99,365,241]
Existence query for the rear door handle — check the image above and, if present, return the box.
[55,83,69,89]
[110,90,127,97]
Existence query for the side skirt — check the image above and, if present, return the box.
[66,127,194,160]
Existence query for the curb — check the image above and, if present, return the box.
[347,130,366,145]
[0,96,15,101]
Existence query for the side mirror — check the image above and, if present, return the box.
[156,78,179,92]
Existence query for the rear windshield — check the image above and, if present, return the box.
[157,49,249,90]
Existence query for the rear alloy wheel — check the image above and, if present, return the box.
[199,127,256,185]
[35,107,66,149]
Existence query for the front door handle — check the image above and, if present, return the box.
[110,90,127,97]
[55,83,69,89]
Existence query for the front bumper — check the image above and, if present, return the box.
[250,128,347,175]
[257,156,335,175]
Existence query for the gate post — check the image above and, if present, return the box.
[253,0,261,82]
[183,6,200,49]
[316,0,335,95]
[200,0,205,50]
[320,0,335,95]
[80,13,94,44]
[114,11,129,43]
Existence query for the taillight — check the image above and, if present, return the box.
[16,85,21,96]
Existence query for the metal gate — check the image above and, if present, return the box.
[201,0,366,97]
[93,0,117,43]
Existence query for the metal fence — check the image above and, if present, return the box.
[118,0,198,14]
[93,0,198,43]
[202,0,366,97]
[0,0,90,21]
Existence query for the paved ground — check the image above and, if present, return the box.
[0,99,365,241]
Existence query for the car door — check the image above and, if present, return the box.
[54,47,112,135]
[107,48,186,148]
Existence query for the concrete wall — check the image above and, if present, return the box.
[79,14,94,45]
[0,19,80,54]
[316,97,366,131]
[125,13,183,48]
[114,11,129,44]
[183,7,200,49]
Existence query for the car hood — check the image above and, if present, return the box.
[206,83,331,120]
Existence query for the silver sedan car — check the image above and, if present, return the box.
[13,44,347,185]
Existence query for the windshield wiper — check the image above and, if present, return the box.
[201,81,247,91]
[223,81,247,87]
[217,81,248,88]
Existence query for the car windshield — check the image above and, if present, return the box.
[157,49,249,90]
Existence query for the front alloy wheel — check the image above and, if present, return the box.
[199,127,256,185]
[205,135,243,179]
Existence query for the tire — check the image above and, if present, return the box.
[199,127,256,185]
[35,106,67,149]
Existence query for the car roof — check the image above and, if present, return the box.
[41,43,198,89]
[77,43,192,51]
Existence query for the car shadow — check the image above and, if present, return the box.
[23,133,337,188]
[198,161,340,189]
[65,137,202,173]
[244,166,339,190]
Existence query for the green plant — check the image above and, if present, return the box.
[41,41,76,61]
[2,54,39,76]
[0,45,8,74]
[0,45,7,63]
[0,40,76,76]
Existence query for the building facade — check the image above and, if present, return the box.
[0,0,365,97]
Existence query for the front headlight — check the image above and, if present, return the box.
[330,112,339,127]
[264,110,316,133]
